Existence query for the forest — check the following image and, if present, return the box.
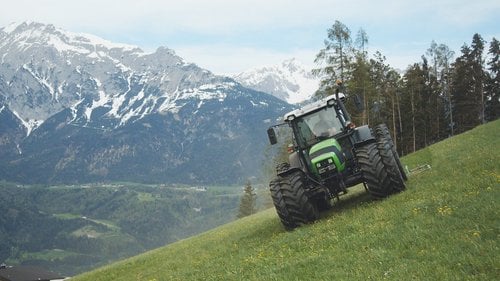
[313,21,499,156]
[0,182,242,276]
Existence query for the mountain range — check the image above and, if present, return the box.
[0,22,297,185]
[233,58,319,104]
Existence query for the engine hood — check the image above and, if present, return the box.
[309,138,346,174]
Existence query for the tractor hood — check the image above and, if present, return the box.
[309,138,346,175]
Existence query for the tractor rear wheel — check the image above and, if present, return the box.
[373,124,408,181]
[269,170,319,230]
[275,162,290,174]
[355,142,392,198]
[374,125,406,193]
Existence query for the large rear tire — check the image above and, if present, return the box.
[355,142,392,198]
[373,124,406,192]
[269,170,319,230]
[373,124,408,181]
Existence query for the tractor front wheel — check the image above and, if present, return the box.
[269,170,319,230]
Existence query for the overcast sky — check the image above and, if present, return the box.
[1,0,499,74]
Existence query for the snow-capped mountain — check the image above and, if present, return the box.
[0,22,232,131]
[0,22,293,184]
[233,58,320,104]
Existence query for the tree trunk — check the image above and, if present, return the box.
[411,90,416,153]
[396,92,403,154]
[446,75,454,136]
[391,94,397,150]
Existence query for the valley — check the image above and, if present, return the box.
[0,182,253,276]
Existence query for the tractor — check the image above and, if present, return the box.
[267,83,407,230]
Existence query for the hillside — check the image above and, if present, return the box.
[73,120,499,280]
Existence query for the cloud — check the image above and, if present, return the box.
[1,0,323,33]
[1,0,498,74]
[174,44,318,75]
[2,0,498,33]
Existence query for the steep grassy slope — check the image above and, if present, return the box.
[73,120,499,280]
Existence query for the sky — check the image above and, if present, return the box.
[0,0,499,75]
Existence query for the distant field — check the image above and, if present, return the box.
[0,182,243,276]
[73,120,499,281]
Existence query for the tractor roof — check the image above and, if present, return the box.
[284,93,344,121]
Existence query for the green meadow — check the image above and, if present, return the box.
[73,120,499,281]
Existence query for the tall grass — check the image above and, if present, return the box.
[73,120,499,280]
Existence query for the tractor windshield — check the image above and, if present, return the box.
[294,106,343,148]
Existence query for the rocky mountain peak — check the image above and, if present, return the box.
[1,22,140,55]
[0,21,293,185]
[0,22,228,129]
[280,58,302,72]
[233,58,320,104]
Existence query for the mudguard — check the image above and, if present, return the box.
[289,151,301,169]
[278,151,308,177]
[352,125,375,147]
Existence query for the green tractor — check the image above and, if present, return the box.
[267,85,407,230]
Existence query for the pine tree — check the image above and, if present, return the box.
[425,41,453,138]
[471,34,486,124]
[419,56,443,146]
[367,52,404,149]
[237,181,257,219]
[349,53,373,125]
[349,28,372,126]
[313,20,353,97]
[451,35,487,134]
[485,37,500,121]
[401,63,426,153]
[451,46,470,133]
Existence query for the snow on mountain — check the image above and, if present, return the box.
[0,22,237,132]
[0,21,140,55]
[233,58,320,104]
[0,22,293,185]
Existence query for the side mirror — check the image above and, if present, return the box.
[354,94,364,112]
[267,127,278,145]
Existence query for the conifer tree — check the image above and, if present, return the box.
[237,181,257,218]
[425,41,453,138]
[313,20,353,97]
[401,63,426,153]
[349,28,372,125]
[471,34,486,124]
[451,34,486,134]
[485,37,500,121]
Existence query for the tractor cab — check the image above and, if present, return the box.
[268,94,354,181]
[267,93,351,145]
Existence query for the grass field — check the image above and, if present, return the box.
[73,120,499,280]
